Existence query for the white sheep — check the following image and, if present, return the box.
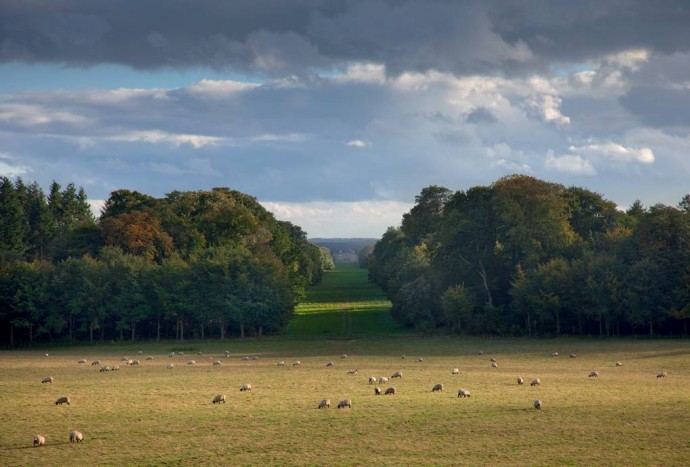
[318,399,330,409]
[490,357,497,363]
[197,351,204,356]
[212,360,222,366]
[615,361,623,367]
[432,383,444,392]
[341,354,348,359]
[457,388,471,398]
[212,394,226,404]
[530,378,541,386]
[130,359,140,366]
[326,361,334,367]
[418,357,424,362]
[391,371,402,379]
[401,355,406,359]
[69,430,83,443]
[277,361,285,366]
[33,434,46,447]
[146,356,154,361]
[569,353,578,358]
[111,365,120,371]
[55,396,70,406]
[337,399,352,408]
[477,350,484,355]
[166,363,174,369]
[517,376,524,385]
[137,350,143,355]
[241,356,250,361]
[384,387,396,395]
[179,352,184,356]
[552,352,559,357]
[78,359,86,364]
[99,366,110,372]
[347,369,358,375]
[368,376,377,384]
[534,399,542,410]
[187,360,196,366]
[240,384,252,392]
[374,386,382,395]
[491,362,498,368]
[251,356,259,361]
[452,368,459,375]
[657,371,668,378]
[91,360,100,366]
[292,361,301,366]
[126,359,133,365]
[121,356,128,361]
[41,376,53,384]
[588,371,599,378]
[168,352,176,358]
[379,376,389,384]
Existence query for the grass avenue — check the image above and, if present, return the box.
[1,264,688,465]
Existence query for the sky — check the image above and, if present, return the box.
[1,1,689,238]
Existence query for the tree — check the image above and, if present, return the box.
[0,177,29,258]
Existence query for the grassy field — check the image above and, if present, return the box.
[286,263,405,337]
[1,263,689,465]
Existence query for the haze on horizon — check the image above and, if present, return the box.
[1,1,689,238]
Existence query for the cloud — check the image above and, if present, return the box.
[545,150,596,175]
[260,200,413,238]
[569,142,654,164]
[346,139,370,148]
[107,130,223,149]
[0,153,31,176]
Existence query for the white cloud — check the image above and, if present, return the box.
[331,62,386,85]
[187,79,259,97]
[346,139,371,148]
[545,150,596,175]
[0,104,85,127]
[0,153,32,176]
[569,142,654,164]
[107,130,223,148]
[524,94,570,126]
[260,200,413,238]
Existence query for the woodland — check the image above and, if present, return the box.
[0,178,328,346]
[368,175,690,337]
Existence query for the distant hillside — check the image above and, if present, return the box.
[309,238,377,263]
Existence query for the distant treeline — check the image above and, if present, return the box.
[368,175,690,337]
[0,178,330,346]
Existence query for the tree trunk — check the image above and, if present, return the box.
[69,312,73,342]
[89,323,94,345]
[598,314,603,336]
[240,319,245,340]
[527,310,532,337]
[157,314,161,342]
[201,323,205,340]
[258,325,263,339]
[219,321,226,340]
[180,318,184,342]
[555,310,561,335]
[649,321,653,336]
[119,328,123,341]
[131,321,136,341]
[29,324,33,347]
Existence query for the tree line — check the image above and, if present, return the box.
[367,175,690,337]
[0,178,329,346]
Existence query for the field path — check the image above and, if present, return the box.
[285,263,407,337]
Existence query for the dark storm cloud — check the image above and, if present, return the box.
[5,0,690,76]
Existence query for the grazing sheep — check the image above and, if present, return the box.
[146,356,154,361]
[517,376,524,385]
[241,356,250,361]
[384,387,396,395]
[168,352,176,358]
[130,359,140,366]
[490,357,497,363]
[374,387,382,395]
[657,371,668,378]
[418,357,424,362]
[379,376,389,384]
[78,359,86,364]
[401,355,406,359]
[292,361,301,367]
[137,351,143,355]
[197,351,204,356]
[111,365,120,371]
[212,394,226,404]
[121,356,128,361]
[326,361,334,367]
[240,384,252,392]
[179,352,184,356]
[212,360,222,366]
[91,360,100,366]
[552,352,559,357]
[391,371,402,379]
[341,354,348,359]
[534,399,542,410]
[615,361,623,367]
[99,366,110,372]
[368,376,377,384]
[318,399,330,409]
[347,369,358,376]
[187,360,196,366]
[457,388,471,398]
[569,353,578,358]
[166,363,174,369]
[55,396,70,406]
[477,350,484,355]
[41,376,53,384]
[530,378,541,386]
[251,356,259,361]
[277,361,285,366]
[126,359,133,365]
[337,399,352,408]
[452,368,459,375]
[432,383,444,392]
[69,430,83,443]
[589,371,599,378]
[33,434,46,447]
[491,362,498,368]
